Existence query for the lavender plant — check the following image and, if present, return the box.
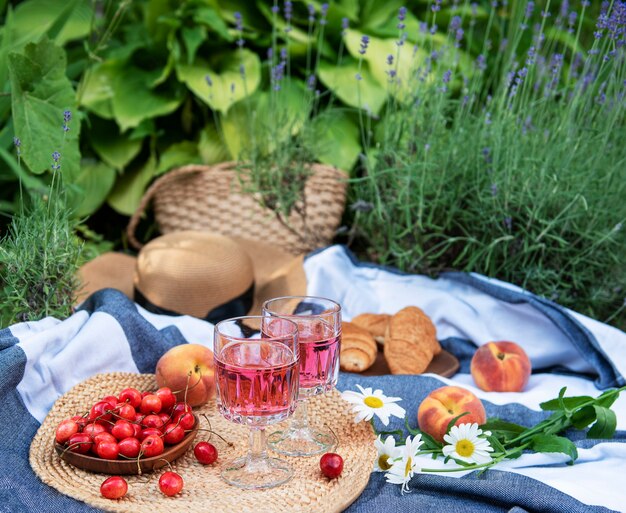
[350,1,626,328]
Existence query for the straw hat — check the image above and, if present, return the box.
[77,231,306,322]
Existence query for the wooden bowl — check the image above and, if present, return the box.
[54,415,199,475]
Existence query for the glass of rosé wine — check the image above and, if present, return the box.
[263,296,341,456]
[214,316,300,489]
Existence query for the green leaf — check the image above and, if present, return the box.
[79,61,118,119]
[181,26,207,65]
[540,395,593,412]
[318,59,387,114]
[8,38,80,180]
[445,411,471,436]
[571,405,596,430]
[107,157,156,215]
[530,434,578,462]
[480,418,527,436]
[587,405,617,439]
[156,141,200,176]
[0,148,47,190]
[193,7,233,41]
[198,124,229,164]
[89,118,142,171]
[360,0,405,29]
[310,110,360,172]
[177,49,261,114]
[70,161,117,218]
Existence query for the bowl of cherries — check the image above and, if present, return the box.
[54,386,198,475]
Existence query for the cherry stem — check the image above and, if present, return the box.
[200,414,233,446]
[324,423,340,450]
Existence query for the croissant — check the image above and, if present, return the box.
[384,306,440,374]
[340,322,378,372]
[351,313,390,345]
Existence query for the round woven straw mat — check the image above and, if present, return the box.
[30,373,375,513]
[127,162,347,255]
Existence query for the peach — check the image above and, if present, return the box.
[470,341,531,392]
[155,344,216,407]
[417,386,487,442]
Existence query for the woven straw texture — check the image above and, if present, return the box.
[127,162,348,255]
[30,373,375,513]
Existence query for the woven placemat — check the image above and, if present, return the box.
[30,373,376,513]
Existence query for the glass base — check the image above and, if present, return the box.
[268,425,335,457]
[221,455,293,490]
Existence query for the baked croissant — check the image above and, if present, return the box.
[351,313,390,345]
[384,306,440,374]
[340,322,378,372]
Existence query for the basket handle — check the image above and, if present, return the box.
[126,162,236,250]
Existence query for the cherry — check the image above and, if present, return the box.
[111,420,135,441]
[141,434,164,457]
[55,419,79,444]
[140,394,162,415]
[163,423,185,445]
[172,402,192,418]
[158,412,172,426]
[158,471,183,496]
[118,437,141,458]
[100,476,128,500]
[156,387,177,412]
[83,423,107,438]
[177,412,195,430]
[118,388,142,409]
[102,395,119,407]
[131,423,143,439]
[93,432,116,446]
[96,440,120,460]
[142,414,164,430]
[194,442,218,465]
[89,401,113,423]
[71,415,88,428]
[320,453,343,479]
[117,404,136,421]
[140,428,162,441]
[67,433,92,454]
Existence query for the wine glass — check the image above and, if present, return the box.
[213,316,300,489]
[263,296,341,456]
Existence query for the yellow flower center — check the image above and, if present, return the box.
[456,439,475,458]
[378,454,392,471]
[405,456,413,476]
[364,396,384,408]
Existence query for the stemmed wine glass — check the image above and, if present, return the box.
[263,296,341,456]
[213,316,300,489]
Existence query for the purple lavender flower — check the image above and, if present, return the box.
[397,32,407,46]
[271,5,279,14]
[359,35,370,55]
[471,2,478,17]
[443,69,452,83]
[283,1,292,21]
[455,28,464,43]
[62,109,72,132]
[525,2,535,18]
[397,6,407,29]
[342,17,349,34]
[581,0,590,7]
[280,47,287,61]
[485,112,492,125]
[490,183,498,196]
[51,151,61,170]
[320,3,329,25]
[526,46,536,66]
[307,74,316,90]
[355,72,362,81]
[432,0,441,13]
[234,11,243,31]
[504,217,512,230]
[388,69,397,78]
[387,54,394,66]
[308,3,315,22]
[450,15,462,31]
[430,24,438,34]
[482,147,492,163]
[419,21,428,33]
[492,1,498,8]
[272,62,286,90]
[476,54,487,71]
[239,64,245,78]
[205,74,213,87]
[13,136,21,156]
[568,11,578,33]
[267,48,274,60]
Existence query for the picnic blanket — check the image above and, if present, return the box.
[1,244,625,513]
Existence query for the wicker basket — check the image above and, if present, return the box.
[127,162,348,254]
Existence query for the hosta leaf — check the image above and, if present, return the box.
[79,61,119,120]
[89,118,142,171]
[181,26,207,65]
[193,7,233,41]
[530,434,578,462]
[198,124,230,163]
[156,141,201,176]
[70,161,117,218]
[177,49,261,114]
[107,157,156,216]
[587,405,617,439]
[310,110,360,172]
[8,38,80,180]
[318,59,386,114]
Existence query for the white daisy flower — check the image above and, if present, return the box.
[341,385,406,426]
[385,435,423,494]
[442,423,494,465]
[374,435,402,472]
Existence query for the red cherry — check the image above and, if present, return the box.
[55,419,79,444]
[142,414,164,430]
[118,388,142,409]
[83,422,107,439]
[131,423,143,439]
[93,432,116,446]
[320,453,343,479]
[158,471,183,496]
[67,433,92,454]
[102,395,119,407]
[118,404,136,421]
[177,412,195,430]
[158,412,172,426]
[100,476,127,499]
[194,442,218,465]
[118,437,141,458]
[111,420,135,441]
[96,440,120,460]
[71,415,88,429]
[172,402,192,418]
[163,423,185,445]
[140,394,162,415]
[156,387,176,412]
[89,401,113,423]
[141,434,164,457]
[140,428,162,441]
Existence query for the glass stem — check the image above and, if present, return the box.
[291,397,309,431]
[248,427,267,464]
